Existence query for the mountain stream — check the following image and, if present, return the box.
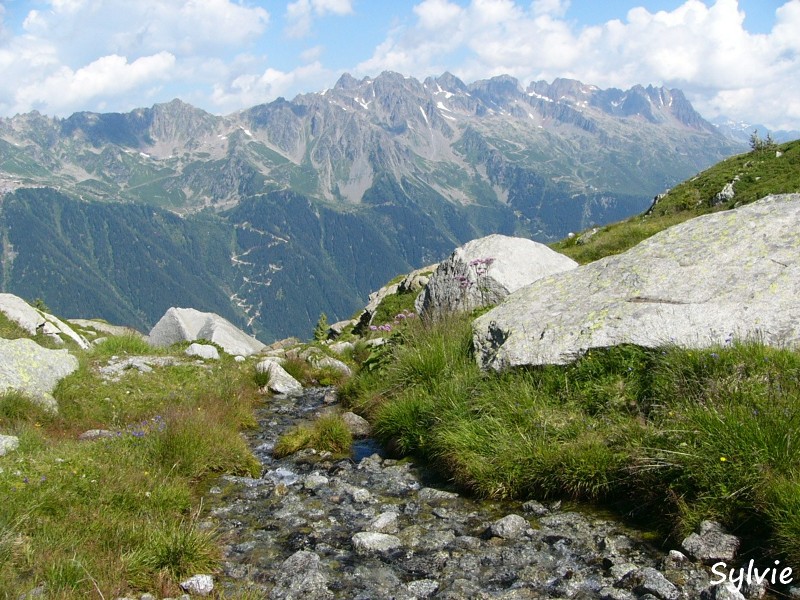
[204,388,763,600]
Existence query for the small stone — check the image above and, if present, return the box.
[234,355,245,362]
[352,532,402,555]
[179,574,214,596]
[140,594,156,600]
[489,514,529,540]
[663,549,688,569]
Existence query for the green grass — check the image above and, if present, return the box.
[368,290,419,330]
[274,413,353,458]
[553,139,800,264]
[344,316,800,561]
[0,333,262,598]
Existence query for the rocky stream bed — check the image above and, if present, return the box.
[204,388,772,600]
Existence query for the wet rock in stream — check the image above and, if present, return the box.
[204,388,764,599]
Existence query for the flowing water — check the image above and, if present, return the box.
[203,388,759,599]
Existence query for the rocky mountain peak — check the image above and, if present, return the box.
[333,72,363,91]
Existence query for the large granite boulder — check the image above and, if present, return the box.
[0,293,89,349]
[415,235,577,320]
[148,307,265,356]
[0,338,80,411]
[474,194,800,370]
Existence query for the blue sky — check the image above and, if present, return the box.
[0,1,797,129]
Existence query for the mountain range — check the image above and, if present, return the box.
[0,71,745,341]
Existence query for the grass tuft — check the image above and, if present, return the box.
[346,314,800,560]
[274,413,353,458]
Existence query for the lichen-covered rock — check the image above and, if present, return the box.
[615,566,679,600]
[270,551,333,599]
[0,293,89,349]
[682,521,740,564]
[0,338,79,411]
[149,307,265,356]
[415,234,577,320]
[474,194,800,370]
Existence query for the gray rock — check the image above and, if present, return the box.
[489,514,529,539]
[149,307,265,356]
[184,343,220,360]
[342,411,371,437]
[0,293,89,349]
[314,355,352,376]
[270,551,332,600]
[616,566,679,600]
[522,499,550,516]
[415,234,577,320]
[256,358,303,396]
[98,356,178,382]
[368,511,400,533]
[418,487,459,501]
[303,473,330,490]
[474,194,800,370]
[682,521,740,564]
[327,319,356,339]
[179,574,214,596]
[0,338,79,411]
[329,341,355,355]
[68,318,143,339]
[352,532,403,555]
[0,434,19,456]
[701,581,746,600]
[407,579,439,598]
[712,180,736,206]
[399,266,436,294]
[79,429,116,441]
[356,264,434,329]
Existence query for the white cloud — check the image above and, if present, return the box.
[0,0,271,117]
[210,61,332,112]
[12,52,176,115]
[285,0,354,38]
[357,0,800,130]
